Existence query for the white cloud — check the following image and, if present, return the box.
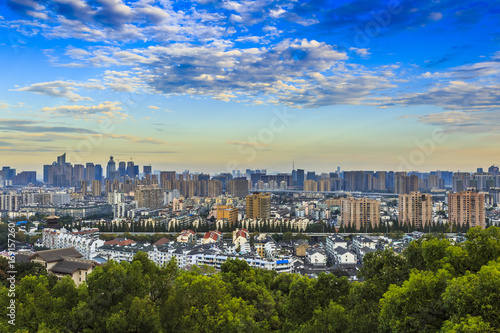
[12,81,104,101]
[40,101,129,121]
[428,12,443,21]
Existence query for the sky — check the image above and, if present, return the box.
[0,0,499,174]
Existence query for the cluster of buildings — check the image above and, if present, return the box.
[2,154,500,232]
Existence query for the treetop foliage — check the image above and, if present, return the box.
[0,226,499,332]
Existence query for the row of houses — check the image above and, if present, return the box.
[325,235,378,265]
[95,242,294,273]
[42,228,105,259]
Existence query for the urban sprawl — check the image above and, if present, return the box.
[2,153,500,284]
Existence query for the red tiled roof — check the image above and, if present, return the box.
[104,238,135,246]
[153,237,170,246]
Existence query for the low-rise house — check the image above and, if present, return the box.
[104,238,136,246]
[49,257,96,286]
[332,247,357,265]
[177,230,196,243]
[326,235,347,258]
[27,247,95,286]
[42,228,104,259]
[202,230,222,244]
[305,248,327,266]
[153,237,170,246]
[254,234,275,258]
[352,235,376,256]
[233,228,250,250]
[97,243,153,262]
[294,241,310,257]
[358,246,377,262]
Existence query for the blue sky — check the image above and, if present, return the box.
[0,0,499,173]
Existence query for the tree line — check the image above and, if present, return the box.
[0,226,499,332]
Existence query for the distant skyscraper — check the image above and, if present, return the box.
[304,180,318,191]
[57,153,66,166]
[118,161,126,179]
[85,163,95,182]
[227,177,249,198]
[453,172,471,192]
[95,164,103,181]
[143,165,152,176]
[296,169,305,188]
[43,165,50,183]
[73,164,85,183]
[126,161,135,179]
[488,165,499,176]
[106,156,116,179]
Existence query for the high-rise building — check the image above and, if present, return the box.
[134,165,139,178]
[143,165,152,176]
[246,192,271,219]
[296,169,305,188]
[394,172,407,194]
[43,165,51,183]
[126,161,135,179]
[160,171,176,190]
[95,164,103,181]
[448,191,486,228]
[216,205,238,226]
[306,171,316,181]
[73,164,85,183]
[394,172,418,194]
[319,179,330,192]
[12,171,36,185]
[80,180,87,196]
[57,153,66,166]
[399,192,433,229]
[304,180,318,191]
[452,172,471,192]
[118,161,126,179]
[340,196,380,231]
[135,185,164,209]
[85,163,95,182]
[343,171,365,191]
[374,171,386,191]
[488,165,499,176]
[106,156,116,179]
[207,180,222,197]
[91,180,102,197]
[227,178,249,198]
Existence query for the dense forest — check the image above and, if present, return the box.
[0,226,499,332]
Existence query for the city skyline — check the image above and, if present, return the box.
[2,151,500,177]
[1,1,499,171]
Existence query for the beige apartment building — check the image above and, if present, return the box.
[91,180,101,197]
[340,197,380,231]
[303,180,318,191]
[216,205,239,226]
[399,191,433,229]
[448,191,486,228]
[319,179,331,192]
[246,192,271,219]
